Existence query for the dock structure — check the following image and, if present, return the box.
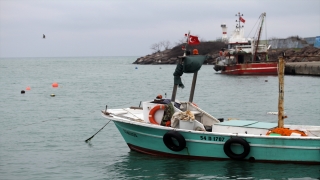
[285,62,320,76]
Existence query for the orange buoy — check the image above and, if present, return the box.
[26,86,31,90]
[52,82,58,88]
[193,49,199,55]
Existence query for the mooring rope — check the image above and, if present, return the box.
[85,120,112,143]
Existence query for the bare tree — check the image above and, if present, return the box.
[161,40,171,50]
[150,43,161,53]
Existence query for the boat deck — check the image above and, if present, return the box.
[217,120,277,129]
[212,120,278,135]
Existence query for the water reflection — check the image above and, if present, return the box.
[104,151,319,179]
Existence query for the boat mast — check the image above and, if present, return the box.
[236,12,243,31]
[171,57,182,102]
[235,12,244,37]
[253,13,266,62]
[171,32,190,102]
[171,80,178,102]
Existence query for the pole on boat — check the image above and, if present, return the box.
[171,58,183,102]
[171,84,178,102]
[189,72,198,103]
[278,55,285,128]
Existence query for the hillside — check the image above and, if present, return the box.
[268,46,320,62]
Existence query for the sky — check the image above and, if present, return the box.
[0,0,319,58]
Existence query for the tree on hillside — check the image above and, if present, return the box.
[150,43,161,52]
[151,40,172,53]
[161,40,171,50]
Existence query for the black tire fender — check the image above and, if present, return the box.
[223,137,250,160]
[163,131,186,152]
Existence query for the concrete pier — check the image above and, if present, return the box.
[285,62,320,76]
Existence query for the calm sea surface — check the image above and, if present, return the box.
[0,57,319,180]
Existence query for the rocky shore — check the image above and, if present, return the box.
[133,42,225,65]
[133,42,320,65]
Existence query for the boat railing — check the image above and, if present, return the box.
[252,44,268,51]
[235,45,251,48]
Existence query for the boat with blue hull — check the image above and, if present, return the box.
[102,44,320,164]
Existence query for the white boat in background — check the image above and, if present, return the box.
[214,12,278,75]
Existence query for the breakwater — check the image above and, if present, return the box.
[285,62,320,76]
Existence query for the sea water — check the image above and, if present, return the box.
[0,57,319,180]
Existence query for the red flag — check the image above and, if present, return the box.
[188,35,200,45]
[240,16,245,23]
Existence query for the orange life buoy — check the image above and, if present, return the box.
[149,104,165,125]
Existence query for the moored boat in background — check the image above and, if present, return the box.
[214,12,278,75]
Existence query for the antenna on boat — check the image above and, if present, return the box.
[183,31,190,56]
[235,12,245,31]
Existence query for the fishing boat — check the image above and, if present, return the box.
[214,12,278,75]
[101,39,320,165]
